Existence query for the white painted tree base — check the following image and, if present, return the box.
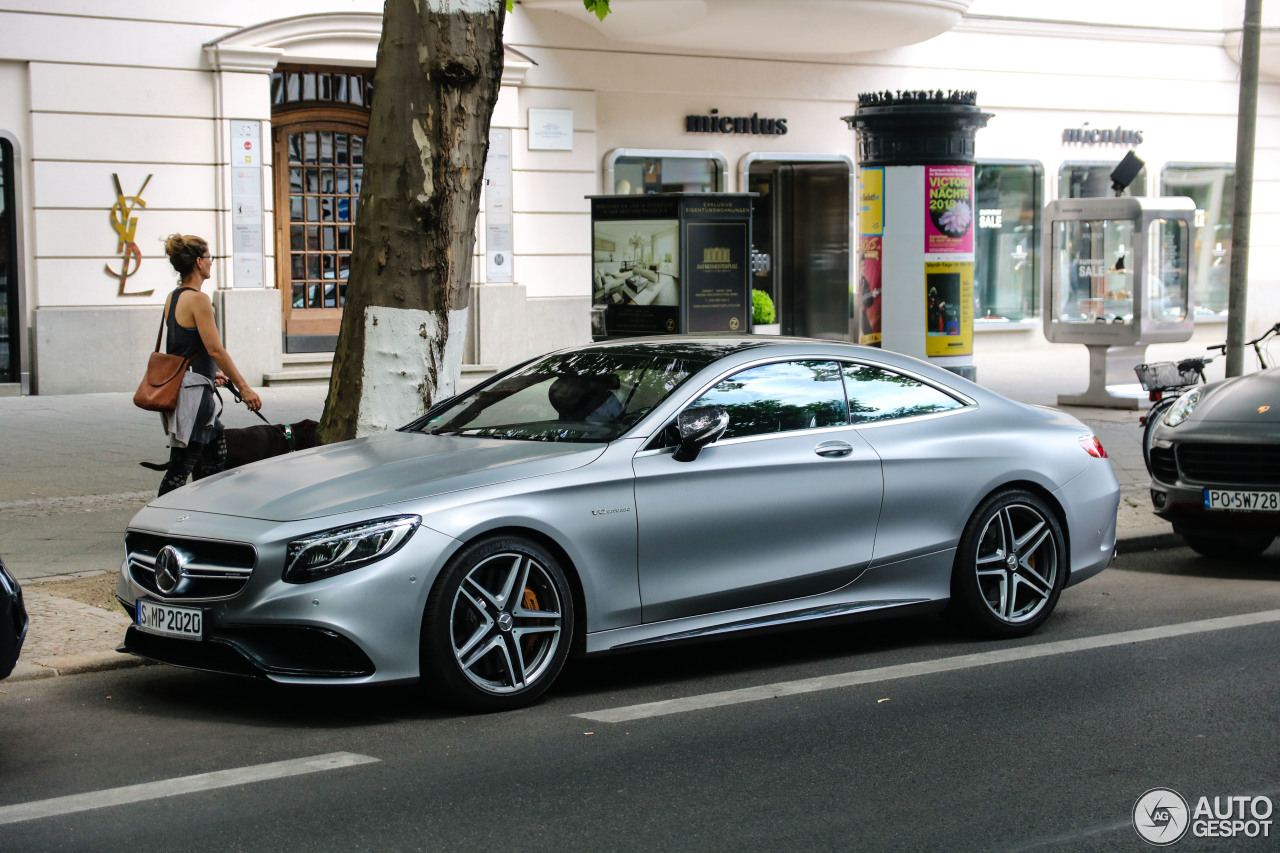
[356,305,468,436]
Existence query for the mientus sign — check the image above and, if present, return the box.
[1063,123,1144,145]
[686,108,788,135]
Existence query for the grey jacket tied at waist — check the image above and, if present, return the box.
[161,372,217,448]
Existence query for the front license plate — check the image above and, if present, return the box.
[136,600,203,640]
[1203,489,1280,512]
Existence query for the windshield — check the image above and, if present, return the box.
[420,350,706,442]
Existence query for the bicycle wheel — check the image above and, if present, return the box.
[1142,395,1180,474]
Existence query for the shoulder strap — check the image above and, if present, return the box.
[154,288,187,353]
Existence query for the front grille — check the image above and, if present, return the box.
[1149,447,1178,485]
[126,532,256,600]
[1176,443,1280,486]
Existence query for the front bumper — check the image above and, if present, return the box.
[117,505,461,685]
[1150,485,1280,538]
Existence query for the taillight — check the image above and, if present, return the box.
[1079,435,1108,458]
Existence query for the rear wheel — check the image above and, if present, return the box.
[420,536,574,712]
[1182,533,1274,559]
[948,489,1065,639]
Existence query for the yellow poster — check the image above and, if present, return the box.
[858,167,883,236]
[924,260,973,357]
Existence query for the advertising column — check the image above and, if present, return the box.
[844,92,990,379]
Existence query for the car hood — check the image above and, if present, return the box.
[1196,368,1280,424]
[149,431,605,521]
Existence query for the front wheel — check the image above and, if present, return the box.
[947,489,1066,639]
[1182,533,1274,559]
[420,536,574,712]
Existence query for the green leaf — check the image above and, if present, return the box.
[584,0,611,21]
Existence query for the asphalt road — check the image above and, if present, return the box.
[2,544,1278,853]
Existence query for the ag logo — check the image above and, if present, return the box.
[1133,787,1189,845]
[729,317,740,330]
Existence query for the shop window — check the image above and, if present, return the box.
[974,162,1042,323]
[1059,161,1146,198]
[605,149,726,194]
[1162,164,1233,316]
[0,138,16,383]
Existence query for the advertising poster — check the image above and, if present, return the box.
[685,221,749,333]
[925,260,974,356]
[591,217,680,336]
[924,165,974,254]
[858,235,882,346]
[859,167,884,236]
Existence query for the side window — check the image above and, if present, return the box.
[843,364,964,423]
[691,361,848,440]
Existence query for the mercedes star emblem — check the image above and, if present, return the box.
[154,545,189,594]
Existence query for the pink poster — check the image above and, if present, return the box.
[924,165,974,254]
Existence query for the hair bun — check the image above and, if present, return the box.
[164,234,187,258]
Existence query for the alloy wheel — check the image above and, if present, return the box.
[449,550,564,695]
[973,502,1059,625]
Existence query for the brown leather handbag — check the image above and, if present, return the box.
[133,294,191,412]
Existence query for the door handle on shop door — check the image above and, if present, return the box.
[814,441,853,458]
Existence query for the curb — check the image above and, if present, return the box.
[6,652,152,683]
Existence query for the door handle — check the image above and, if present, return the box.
[814,440,853,458]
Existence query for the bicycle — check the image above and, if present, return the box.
[1134,321,1279,474]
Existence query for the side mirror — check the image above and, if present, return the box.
[672,406,729,462]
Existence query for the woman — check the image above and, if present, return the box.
[156,234,262,496]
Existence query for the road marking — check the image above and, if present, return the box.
[0,752,379,825]
[575,609,1280,723]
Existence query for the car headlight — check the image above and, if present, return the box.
[284,515,420,583]
[1163,387,1203,428]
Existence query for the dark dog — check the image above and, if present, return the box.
[140,419,320,471]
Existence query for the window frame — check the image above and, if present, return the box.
[603,148,728,194]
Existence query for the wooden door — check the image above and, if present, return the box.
[273,117,366,350]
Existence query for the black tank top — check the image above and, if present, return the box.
[165,287,216,380]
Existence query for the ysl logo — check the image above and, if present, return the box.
[105,173,154,296]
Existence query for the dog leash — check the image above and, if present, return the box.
[223,379,271,425]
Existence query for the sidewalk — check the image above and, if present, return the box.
[1,345,1177,683]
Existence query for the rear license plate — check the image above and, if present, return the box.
[136,600,203,640]
[1203,489,1280,512]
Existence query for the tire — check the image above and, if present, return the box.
[420,535,574,712]
[1182,533,1275,559]
[947,489,1066,639]
[1142,396,1179,475]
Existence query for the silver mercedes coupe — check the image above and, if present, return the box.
[118,337,1119,711]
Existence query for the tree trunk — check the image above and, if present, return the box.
[319,0,506,442]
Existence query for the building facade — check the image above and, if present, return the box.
[1,0,1277,394]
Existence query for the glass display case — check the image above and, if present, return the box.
[1042,197,1195,406]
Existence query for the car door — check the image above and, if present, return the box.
[632,359,884,624]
